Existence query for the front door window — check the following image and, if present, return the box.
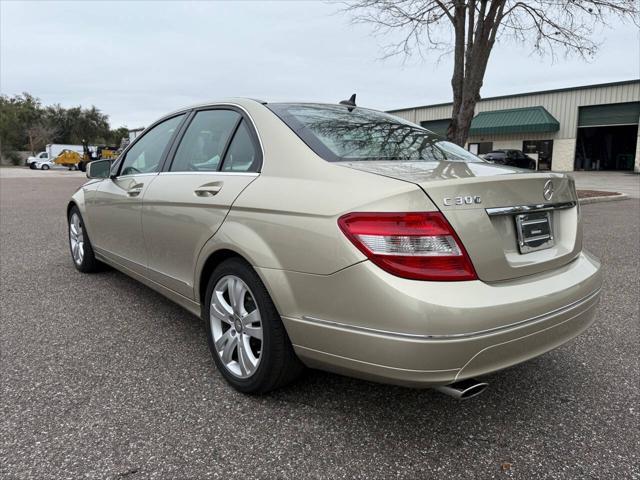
[119,114,185,176]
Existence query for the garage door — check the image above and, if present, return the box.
[578,102,640,127]
[420,119,450,136]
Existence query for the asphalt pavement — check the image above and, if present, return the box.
[1,172,638,479]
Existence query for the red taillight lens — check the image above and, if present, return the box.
[338,212,477,281]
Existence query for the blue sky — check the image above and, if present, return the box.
[1,1,638,128]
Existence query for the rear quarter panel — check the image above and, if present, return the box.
[209,171,432,274]
[193,101,438,302]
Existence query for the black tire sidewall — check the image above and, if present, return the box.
[203,258,282,393]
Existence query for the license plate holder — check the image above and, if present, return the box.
[515,211,554,253]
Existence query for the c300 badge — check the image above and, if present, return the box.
[443,195,482,206]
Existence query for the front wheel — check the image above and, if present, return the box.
[68,206,101,273]
[204,258,303,393]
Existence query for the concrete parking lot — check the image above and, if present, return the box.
[1,171,638,479]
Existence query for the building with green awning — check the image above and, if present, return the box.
[389,80,640,172]
[468,107,560,136]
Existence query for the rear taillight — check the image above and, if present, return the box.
[338,212,477,281]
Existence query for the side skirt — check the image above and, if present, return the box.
[95,250,202,318]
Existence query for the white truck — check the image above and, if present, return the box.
[26,144,84,169]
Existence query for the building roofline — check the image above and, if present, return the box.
[387,79,640,113]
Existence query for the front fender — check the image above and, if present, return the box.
[68,179,101,236]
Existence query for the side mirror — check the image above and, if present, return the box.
[86,159,112,179]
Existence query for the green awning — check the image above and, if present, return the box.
[469,106,560,135]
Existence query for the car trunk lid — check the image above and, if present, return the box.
[337,160,581,282]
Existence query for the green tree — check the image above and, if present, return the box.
[43,104,111,144]
[0,93,43,157]
[1,93,123,161]
[26,124,58,154]
[107,126,130,147]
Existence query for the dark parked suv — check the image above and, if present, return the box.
[483,149,536,170]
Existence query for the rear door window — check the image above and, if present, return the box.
[221,121,260,172]
[170,110,240,172]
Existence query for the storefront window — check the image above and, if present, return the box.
[523,140,553,170]
[468,142,493,155]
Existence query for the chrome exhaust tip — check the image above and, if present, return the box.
[434,379,488,400]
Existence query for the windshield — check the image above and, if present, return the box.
[268,103,484,163]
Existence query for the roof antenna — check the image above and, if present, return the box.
[339,93,357,112]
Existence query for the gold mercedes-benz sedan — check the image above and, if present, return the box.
[67,98,602,399]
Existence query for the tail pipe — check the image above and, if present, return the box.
[434,379,488,400]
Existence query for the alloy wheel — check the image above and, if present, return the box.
[69,213,85,265]
[210,275,263,378]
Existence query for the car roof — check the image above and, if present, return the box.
[165,98,394,117]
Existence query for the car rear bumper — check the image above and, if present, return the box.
[258,250,602,387]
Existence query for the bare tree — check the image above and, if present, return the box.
[342,1,639,146]
[26,124,58,154]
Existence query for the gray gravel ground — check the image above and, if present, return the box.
[1,174,639,480]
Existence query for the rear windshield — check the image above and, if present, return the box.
[268,103,483,163]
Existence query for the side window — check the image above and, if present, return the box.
[170,110,240,172]
[221,121,260,172]
[120,114,184,176]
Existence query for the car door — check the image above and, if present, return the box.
[87,113,186,274]
[142,107,261,298]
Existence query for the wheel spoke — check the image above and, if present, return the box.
[70,223,78,236]
[241,309,260,327]
[221,334,238,363]
[215,329,234,351]
[229,278,246,315]
[211,291,233,324]
[237,337,256,375]
[244,326,263,341]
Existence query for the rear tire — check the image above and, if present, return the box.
[68,206,101,273]
[41,164,50,170]
[203,258,304,393]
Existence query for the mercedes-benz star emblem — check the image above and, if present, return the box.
[543,180,554,201]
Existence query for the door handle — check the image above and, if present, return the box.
[127,183,144,197]
[194,185,222,197]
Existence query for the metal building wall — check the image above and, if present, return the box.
[390,81,639,139]
[388,81,640,171]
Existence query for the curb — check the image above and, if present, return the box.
[579,193,630,205]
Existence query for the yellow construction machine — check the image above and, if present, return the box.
[53,141,119,171]
[53,149,83,170]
